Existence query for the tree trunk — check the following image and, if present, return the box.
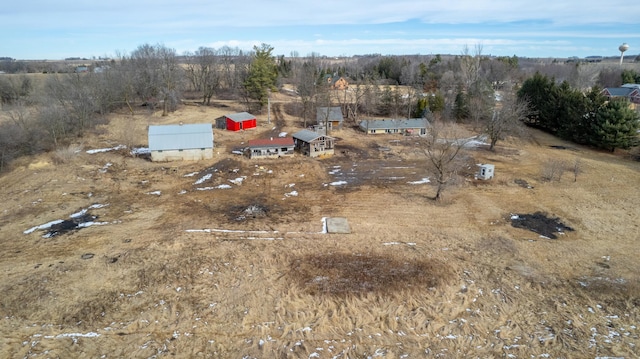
[490,137,498,151]
[435,182,444,201]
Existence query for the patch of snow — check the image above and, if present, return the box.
[278,132,287,137]
[231,150,244,155]
[146,191,161,195]
[130,147,150,156]
[178,190,187,194]
[24,220,65,234]
[229,176,246,185]
[86,145,126,154]
[408,177,430,184]
[194,173,212,185]
[329,181,347,186]
[99,163,112,173]
[70,204,108,219]
[195,187,214,191]
[56,332,100,338]
[216,184,232,189]
[183,172,199,177]
[284,191,298,197]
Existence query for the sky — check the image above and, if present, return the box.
[1,0,639,60]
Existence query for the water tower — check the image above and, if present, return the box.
[619,43,629,65]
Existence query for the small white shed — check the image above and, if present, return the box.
[148,123,213,162]
[477,164,495,180]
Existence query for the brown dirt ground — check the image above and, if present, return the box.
[1,93,639,358]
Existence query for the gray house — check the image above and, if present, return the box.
[292,129,335,158]
[148,123,214,162]
[316,107,344,129]
[359,118,428,135]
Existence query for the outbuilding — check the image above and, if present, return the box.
[248,137,295,159]
[292,129,335,158]
[224,112,257,131]
[316,106,344,129]
[148,123,213,162]
[476,164,495,180]
[359,118,428,135]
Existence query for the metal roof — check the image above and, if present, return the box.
[622,83,640,90]
[359,118,428,130]
[248,137,294,148]
[604,87,636,97]
[293,129,331,142]
[148,123,213,151]
[225,112,256,122]
[316,107,344,123]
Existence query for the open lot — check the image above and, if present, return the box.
[1,94,639,358]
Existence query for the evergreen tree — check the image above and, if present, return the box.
[517,72,556,130]
[243,44,278,109]
[453,91,470,121]
[590,99,640,151]
[428,92,445,118]
[553,81,588,139]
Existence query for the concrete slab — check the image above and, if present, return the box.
[326,217,351,234]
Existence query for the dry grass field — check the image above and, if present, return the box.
[1,91,639,358]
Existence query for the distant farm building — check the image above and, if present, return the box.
[359,118,428,135]
[316,107,344,129]
[148,123,213,162]
[222,112,257,131]
[324,74,349,90]
[602,85,640,110]
[292,129,335,158]
[248,137,295,159]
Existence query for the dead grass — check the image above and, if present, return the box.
[0,97,639,358]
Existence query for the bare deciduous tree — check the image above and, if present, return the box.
[295,57,319,127]
[130,43,182,116]
[486,92,529,150]
[184,47,220,105]
[423,121,470,202]
[541,159,567,182]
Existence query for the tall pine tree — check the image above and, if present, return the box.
[590,99,640,151]
[243,44,278,109]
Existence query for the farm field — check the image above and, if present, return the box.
[1,92,639,358]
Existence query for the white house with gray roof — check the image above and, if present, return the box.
[359,118,428,135]
[148,123,213,162]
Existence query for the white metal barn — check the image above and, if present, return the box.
[477,164,495,180]
[148,123,214,162]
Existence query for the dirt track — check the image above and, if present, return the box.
[1,97,639,358]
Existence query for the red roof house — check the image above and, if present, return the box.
[247,137,295,158]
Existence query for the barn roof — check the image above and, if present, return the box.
[225,112,256,122]
[148,123,213,151]
[293,129,332,142]
[603,87,637,97]
[316,107,344,123]
[248,137,294,148]
[359,118,428,130]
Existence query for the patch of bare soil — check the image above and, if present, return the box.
[289,253,451,296]
[510,211,574,239]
